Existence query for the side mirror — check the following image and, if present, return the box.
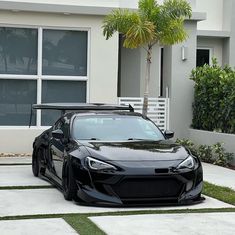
[164,130,174,139]
[52,129,64,140]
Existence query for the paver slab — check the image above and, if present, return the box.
[0,157,32,165]
[0,218,78,235]
[90,212,235,235]
[0,188,233,217]
[0,165,50,186]
[202,162,235,190]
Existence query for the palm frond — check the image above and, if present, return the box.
[157,17,188,45]
[162,0,192,19]
[138,0,160,22]
[102,9,140,40]
[124,21,156,48]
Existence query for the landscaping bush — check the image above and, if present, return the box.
[176,139,233,167]
[190,59,235,134]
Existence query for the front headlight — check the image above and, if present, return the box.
[86,157,117,171]
[176,155,195,170]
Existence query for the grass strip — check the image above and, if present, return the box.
[0,185,54,190]
[65,214,106,235]
[203,181,235,206]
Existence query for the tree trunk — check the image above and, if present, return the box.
[142,45,152,116]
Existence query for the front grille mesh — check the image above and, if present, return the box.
[111,178,183,199]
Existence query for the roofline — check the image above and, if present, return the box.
[0,1,206,19]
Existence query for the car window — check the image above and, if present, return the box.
[72,115,164,141]
[53,117,70,138]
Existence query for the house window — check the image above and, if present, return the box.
[42,29,87,76]
[0,27,38,74]
[0,26,88,127]
[196,48,211,67]
[0,79,37,125]
[41,80,86,125]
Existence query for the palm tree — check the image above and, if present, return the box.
[102,0,192,116]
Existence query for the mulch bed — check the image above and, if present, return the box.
[0,153,31,157]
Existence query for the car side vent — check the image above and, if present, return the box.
[155,168,169,174]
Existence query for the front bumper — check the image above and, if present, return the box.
[73,161,203,206]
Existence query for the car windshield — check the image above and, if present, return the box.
[72,115,165,141]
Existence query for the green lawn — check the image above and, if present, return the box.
[203,181,235,206]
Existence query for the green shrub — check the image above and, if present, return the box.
[176,139,233,167]
[190,58,235,134]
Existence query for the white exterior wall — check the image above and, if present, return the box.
[196,0,223,31]
[0,11,118,153]
[197,37,223,66]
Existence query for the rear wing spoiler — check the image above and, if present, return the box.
[29,103,134,127]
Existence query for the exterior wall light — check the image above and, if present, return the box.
[181,46,188,61]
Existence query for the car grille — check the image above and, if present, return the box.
[111,177,183,199]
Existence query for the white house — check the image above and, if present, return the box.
[0,0,234,153]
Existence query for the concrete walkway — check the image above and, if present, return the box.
[0,188,233,217]
[0,165,50,186]
[0,157,31,165]
[90,213,235,235]
[0,218,78,235]
[202,162,235,190]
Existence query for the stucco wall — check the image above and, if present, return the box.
[120,47,141,97]
[0,128,47,153]
[120,44,161,98]
[163,21,197,139]
[197,37,224,66]
[189,128,235,165]
[196,0,223,31]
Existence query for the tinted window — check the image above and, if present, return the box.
[73,115,164,141]
[0,79,36,125]
[0,27,37,74]
[53,117,70,138]
[41,80,86,126]
[197,49,210,67]
[42,29,87,76]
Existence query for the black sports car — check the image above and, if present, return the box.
[32,103,203,206]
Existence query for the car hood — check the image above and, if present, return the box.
[80,140,189,161]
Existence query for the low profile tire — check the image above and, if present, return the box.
[62,160,78,201]
[32,148,46,177]
[32,150,39,177]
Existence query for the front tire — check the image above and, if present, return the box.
[62,159,78,201]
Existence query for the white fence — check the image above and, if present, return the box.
[118,97,170,131]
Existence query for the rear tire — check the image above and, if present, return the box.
[32,150,39,177]
[32,147,46,177]
[62,160,78,201]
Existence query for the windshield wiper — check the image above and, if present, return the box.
[80,138,100,140]
[127,138,153,141]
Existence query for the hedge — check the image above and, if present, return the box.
[190,59,235,134]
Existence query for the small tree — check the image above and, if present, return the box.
[102,0,192,116]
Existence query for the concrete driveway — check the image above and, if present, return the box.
[0,157,234,235]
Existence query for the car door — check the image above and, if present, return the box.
[50,117,69,179]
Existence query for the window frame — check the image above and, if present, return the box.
[0,24,90,128]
